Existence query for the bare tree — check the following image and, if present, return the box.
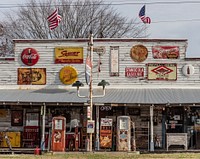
[1,0,147,39]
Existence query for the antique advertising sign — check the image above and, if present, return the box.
[110,46,119,76]
[100,118,112,148]
[147,63,177,80]
[59,66,78,85]
[55,47,83,64]
[130,45,148,62]
[18,68,46,85]
[87,120,95,133]
[152,46,179,59]
[125,67,144,78]
[21,48,40,66]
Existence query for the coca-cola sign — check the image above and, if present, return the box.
[152,46,179,59]
[21,48,39,66]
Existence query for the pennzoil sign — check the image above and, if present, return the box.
[147,63,177,81]
[55,47,83,64]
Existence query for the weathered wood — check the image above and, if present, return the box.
[166,133,187,151]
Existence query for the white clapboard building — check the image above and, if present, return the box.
[0,38,199,151]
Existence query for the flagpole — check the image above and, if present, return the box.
[89,31,93,152]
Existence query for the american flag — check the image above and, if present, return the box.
[85,55,92,85]
[47,8,62,30]
[139,5,151,24]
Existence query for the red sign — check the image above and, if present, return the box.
[21,48,39,66]
[152,46,179,59]
[125,67,144,78]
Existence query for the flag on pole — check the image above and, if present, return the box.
[85,55,92,85]
[47,8,62,30]
[139,5,151,24]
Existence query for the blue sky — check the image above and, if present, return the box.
[0,0,200,57]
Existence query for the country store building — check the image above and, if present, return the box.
[0,38,200,152]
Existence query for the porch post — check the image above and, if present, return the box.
[150,104,154,151]
[40,103,46,151]
[95,105,100,151]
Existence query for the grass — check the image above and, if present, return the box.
[1,152,200,159]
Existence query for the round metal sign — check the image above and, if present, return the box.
[59,66,78,85]
[182,64,195,77]
[21,48,39,66]
[130,45,148,62]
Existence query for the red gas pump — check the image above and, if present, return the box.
[51,116,66,152]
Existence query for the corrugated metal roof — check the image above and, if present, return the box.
[0,88,200,104]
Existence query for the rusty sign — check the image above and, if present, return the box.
[147,63,177,80]
[152,46,179,59]
[18,68,46,85]
[130,45,148,62]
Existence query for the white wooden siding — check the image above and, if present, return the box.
[0,39,198,90]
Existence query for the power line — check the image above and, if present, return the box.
[0,0,200,26]
[1,1,200,8]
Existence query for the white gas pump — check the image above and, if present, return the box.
[116,116,131,151]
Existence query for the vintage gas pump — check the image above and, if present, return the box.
[51,116,66,152]
[116,116,131,151]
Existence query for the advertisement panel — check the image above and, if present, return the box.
[147,63,177,81]
[152,46,179,59]
[125,67,144,78]
[55,47,83,64]
[18,68,46,85]
[100,118,112,148]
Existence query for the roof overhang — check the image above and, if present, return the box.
[0,88,199,106]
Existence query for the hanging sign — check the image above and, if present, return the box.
[21,48,39,66]
[55,47,83,64]
[87,120,95,133]
[147,63,177,81]
[87,106,91,119]
[152,46,179,59]
[59,66,78,85]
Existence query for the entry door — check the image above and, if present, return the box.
[165,107,184,133]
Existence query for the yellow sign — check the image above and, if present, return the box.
[147,63,177,81]
[55,47,83,64]
[59,66,78,85]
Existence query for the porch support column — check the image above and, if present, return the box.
[150,104,154,151]
[95,105,100,151]
[40,103,46,151]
